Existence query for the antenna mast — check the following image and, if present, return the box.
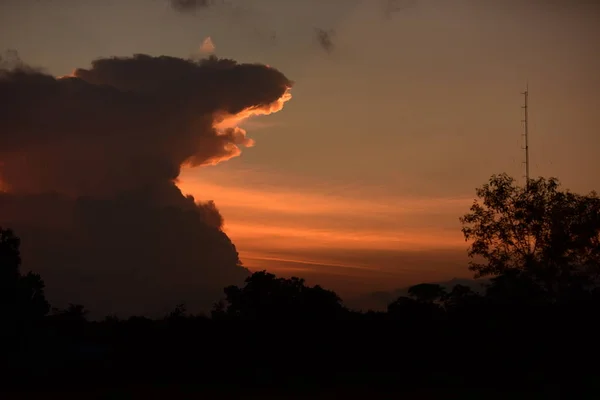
[521,84,530,188]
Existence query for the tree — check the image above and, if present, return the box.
[0,227,21,285]
[387,284,447,322]
[387,294,445,322]
[213,270,345,321]
[443,284,481,311]
[166,303,187,320]
[460,174,600,296]
[0,227,50,323]
[16,272,50,320]
[484,269,547,306]
[52,304,89,322]
[387,296,417,315]
[407,283,446,303]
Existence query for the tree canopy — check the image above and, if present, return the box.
[213,270,345,321]
[407,283,446,303]
[460,174,600,297]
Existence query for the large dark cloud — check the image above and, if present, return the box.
[0,53,292,317]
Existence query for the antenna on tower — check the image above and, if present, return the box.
[521,83,530,189]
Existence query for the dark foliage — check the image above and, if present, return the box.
[212,270,345,321]
[1,175,600,397]
[460,173,600,296]
[0,227,49,337]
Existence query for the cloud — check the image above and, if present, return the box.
[170,0,213,12]
[169,0,249,15]
[315,28,335,54]
[179,174,472,218]
[226,222,465,254]
[1,53,292,195]
[383,0,417,18]
[0,53,293,317]
[0,49,23,70]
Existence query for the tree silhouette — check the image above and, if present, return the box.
[16,272,50,320]
[166,303,187,320]
[213,270,345,320]
[49,304,90,341]
[0,227,50,324]
[460,174,600,297]
[52,304,89,322]
[387,295,417,314]
[484,269,547,306]
[388,283,448,322]
[407,283,446,303]
[0,227,21,287]
[443,284,481,311]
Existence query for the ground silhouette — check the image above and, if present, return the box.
[1,174,600,397]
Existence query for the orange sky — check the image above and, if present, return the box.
[178,165,474,295]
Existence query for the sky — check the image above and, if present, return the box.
[1,0,599,312]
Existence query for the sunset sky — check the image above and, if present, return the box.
[2,0,599,301]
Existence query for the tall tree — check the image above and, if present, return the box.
[460,174,600,295]
[0,227,50,322]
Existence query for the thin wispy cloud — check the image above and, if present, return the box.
[226,222,463,250]
[179,171,473,218]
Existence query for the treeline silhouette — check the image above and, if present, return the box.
[2,174,600,396]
